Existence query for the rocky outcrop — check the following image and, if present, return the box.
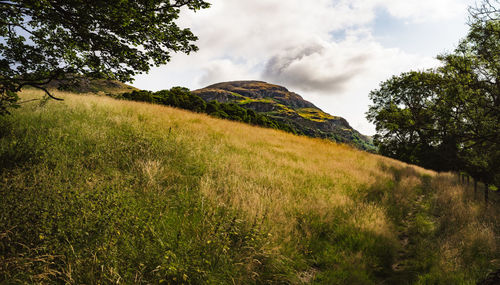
[192,88,242,103]
[200,81,317,109]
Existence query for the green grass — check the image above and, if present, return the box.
[237,97,274,105]
[1,90,499,284]
[296,108,336,122]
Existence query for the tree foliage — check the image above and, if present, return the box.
[367,0,499,186]
[367,71,455,171]
[0,0,210,114]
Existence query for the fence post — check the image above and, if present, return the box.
[485,183,489,205]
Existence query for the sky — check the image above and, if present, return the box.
[133,0,475,135]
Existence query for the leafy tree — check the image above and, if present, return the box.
[366,71,454,170]
[438,1,499,186]
[367,0,499,187]
[122,90,155,103]
[0,0,210,114]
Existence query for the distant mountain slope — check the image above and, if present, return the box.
[193,81,375,150]
[42,77,138,95]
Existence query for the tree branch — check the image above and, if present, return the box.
[31,85,63,101]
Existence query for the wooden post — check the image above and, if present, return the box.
[467,176,470,185]
[484,183,489,204]
[474,179,477,199]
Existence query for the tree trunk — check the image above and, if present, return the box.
[467,176,470,185]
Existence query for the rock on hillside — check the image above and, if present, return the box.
[193,81,374,151]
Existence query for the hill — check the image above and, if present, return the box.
[193,81,374,150]
[1,89,498,284]
[42,77,138,95]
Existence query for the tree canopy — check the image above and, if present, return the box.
[367,0,499,187]
[0,0,210,113]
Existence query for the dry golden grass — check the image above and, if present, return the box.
[7,89,498,283]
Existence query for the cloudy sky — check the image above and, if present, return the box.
[133,0,475,135]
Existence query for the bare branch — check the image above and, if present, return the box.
[32,85,63,101]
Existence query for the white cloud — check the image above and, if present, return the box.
[373,0,469,21]
[134,0,473,135]
[199,59,257,85]
[262,40,369,94]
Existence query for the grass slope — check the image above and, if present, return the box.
[1,90,499,284]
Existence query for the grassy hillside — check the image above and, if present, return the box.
[42,77,138,95]
[1,90,499,284]
[193,81,375,151]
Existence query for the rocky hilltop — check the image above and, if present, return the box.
[193,81,374,150]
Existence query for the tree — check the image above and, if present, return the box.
[438,0,499,186]
[0,0,210,114]
[366,71,455,171]
[367,0,499,187]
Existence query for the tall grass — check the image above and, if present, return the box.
[1,90,498,284]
